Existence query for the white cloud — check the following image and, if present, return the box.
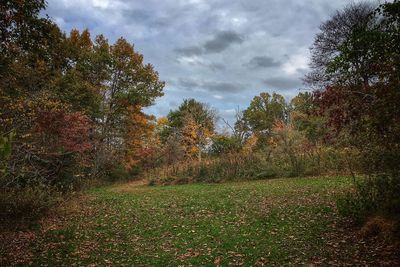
[282,52,309,75]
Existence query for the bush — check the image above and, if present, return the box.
[337,174,400,224]
[104,164,141,182]
[0,186,61,227]
[146,153,278,185]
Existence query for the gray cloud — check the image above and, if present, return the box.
[46,0,353,126]
[263,77,302,90]
[209,63,226,71]
[174,46,203,56]
[176,79,242,94]
[203,81,242,93]
[178,78,199,89]
[247,56,281,68]
[203,31,244,53]
[175,30,244,56]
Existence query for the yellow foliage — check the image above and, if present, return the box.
[243,134,258,154]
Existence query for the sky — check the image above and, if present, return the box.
[46,0,353,127]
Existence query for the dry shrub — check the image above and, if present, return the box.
[360,216,396,239]
[146,153,272,185]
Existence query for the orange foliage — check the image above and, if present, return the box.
[124,106,158,170]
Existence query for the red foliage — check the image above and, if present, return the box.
[313,86,347,131]
[35,109,93,154]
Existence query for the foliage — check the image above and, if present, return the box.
[146,153,272,185]
[305,2,377,88]
[0,130,15,176]
[0,0,165,224]
[337,175,400,224]
[209,134,242,155]
[161,99,216,161]
[309,1,400,174]
[290,92,327,145]
[241,92,287,140]
[308,1,400,226]
[0,186,61,226]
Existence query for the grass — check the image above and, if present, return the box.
[2,176,398,266]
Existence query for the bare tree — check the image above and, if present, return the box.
[305,2,377,88]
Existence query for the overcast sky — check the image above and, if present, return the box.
[46,0,353,127]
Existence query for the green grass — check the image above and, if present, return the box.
[14,176,374,266]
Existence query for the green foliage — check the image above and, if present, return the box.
[105,164,131,182]
[209,135,241,155]
[242,92,287,137]
[290,92,327,144]
[103,164,141,183]
[167,99,214,130]
[160,99,216,161]
[337,174,400,223]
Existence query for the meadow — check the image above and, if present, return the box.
[2,176,398,266]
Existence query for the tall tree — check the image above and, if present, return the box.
[309,1,400,174]
[290,92,326,145]
[305,2,376,88]
[164,99,216,161]
[241,92,287,138]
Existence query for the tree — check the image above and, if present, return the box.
[241,92,287,139]
[0,0,65,96]
[305,2,377,88]
[0,2,165,186]
[290,92,326,145]
[209,134,241,156]
[101,37,164,154]
[270,120,308,176]
[123,106,158,170]
[0,130,15,176]
[164,99,216,161]
[309,1,400,174]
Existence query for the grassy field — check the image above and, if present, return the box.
[2,176,398,266]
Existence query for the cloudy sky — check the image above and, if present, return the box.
[46,0,352,127]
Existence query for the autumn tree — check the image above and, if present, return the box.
[99,37,164,162]
[124,106,158,170]
[239,92,287,146]
[164,99,216,161]
[0,1,165,187]
[56,29,165,174]
[290,92,326,145]
[209,134,241,156]
[309,1,400,174]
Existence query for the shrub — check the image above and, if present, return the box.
[337,174,400,224]
[0,186,61,228]
[105,164,130,182]
[104,164,141,183]
[146,153,277,185]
